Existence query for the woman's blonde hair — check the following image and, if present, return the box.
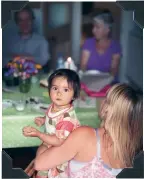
[99,84,143,167]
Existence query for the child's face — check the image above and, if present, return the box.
[50,76,74,107]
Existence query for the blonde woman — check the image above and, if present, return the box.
[34,84,143,178]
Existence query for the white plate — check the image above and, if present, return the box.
[84,70,110,77]
[84,70,101,75]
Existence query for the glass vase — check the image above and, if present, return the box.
[19,77,31,93]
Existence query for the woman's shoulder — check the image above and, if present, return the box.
[82,37,95,50]
[70,126,95,137]
[111,40,121,46]
[71,126,101,143]
[73,127,104,135]
[66,127,105,147]
[111,40,122,54]
[85,37,95,44]
[111,40,121,49]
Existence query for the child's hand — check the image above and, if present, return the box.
[43,142,52,148]
[23,126,41,137]
[34,116,45,126]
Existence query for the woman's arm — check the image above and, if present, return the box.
[110,54,121,76]
[34,127,95,171]
[110,41,122,76]
[36,143,49,157]
[80,50,90,71]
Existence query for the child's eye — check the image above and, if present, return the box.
[64,88,69,92]
[52,87,57,90]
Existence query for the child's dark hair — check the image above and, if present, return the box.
[48,69,81,101]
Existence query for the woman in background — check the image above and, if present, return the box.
[80,10,122,82]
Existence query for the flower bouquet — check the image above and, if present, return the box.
[4,57,42,93]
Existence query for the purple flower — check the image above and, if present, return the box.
[34,70,38,73]
[21,59,25,64]
[9,68,14,74]
[26,68,35,74]
[29,62,35,68]
[4,72,9,77]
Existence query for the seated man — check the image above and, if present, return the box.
[2,5,50,68]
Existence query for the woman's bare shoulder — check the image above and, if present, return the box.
[64,127,104,149]
[73,126,105,135]
[73,126,95,134]
[70,126,97,142]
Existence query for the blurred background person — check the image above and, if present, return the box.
[2,5,50,68]
[80,10,122,82]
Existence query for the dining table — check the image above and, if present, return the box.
[2,74,101,149]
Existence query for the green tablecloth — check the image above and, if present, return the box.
[2,80,101,148]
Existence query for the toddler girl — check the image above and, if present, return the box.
[23,69,81,178]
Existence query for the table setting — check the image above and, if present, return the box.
[2,56,114,149]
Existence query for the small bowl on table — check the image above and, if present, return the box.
[14,100,26,112]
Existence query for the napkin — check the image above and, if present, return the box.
[81,73,114,92]
[40,78,48,88]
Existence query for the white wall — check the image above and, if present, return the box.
[119,10,134,83]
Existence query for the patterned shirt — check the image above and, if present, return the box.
[44,104,80,178]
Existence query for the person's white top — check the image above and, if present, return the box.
[68,129,123,177]
[2,32,50,67]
